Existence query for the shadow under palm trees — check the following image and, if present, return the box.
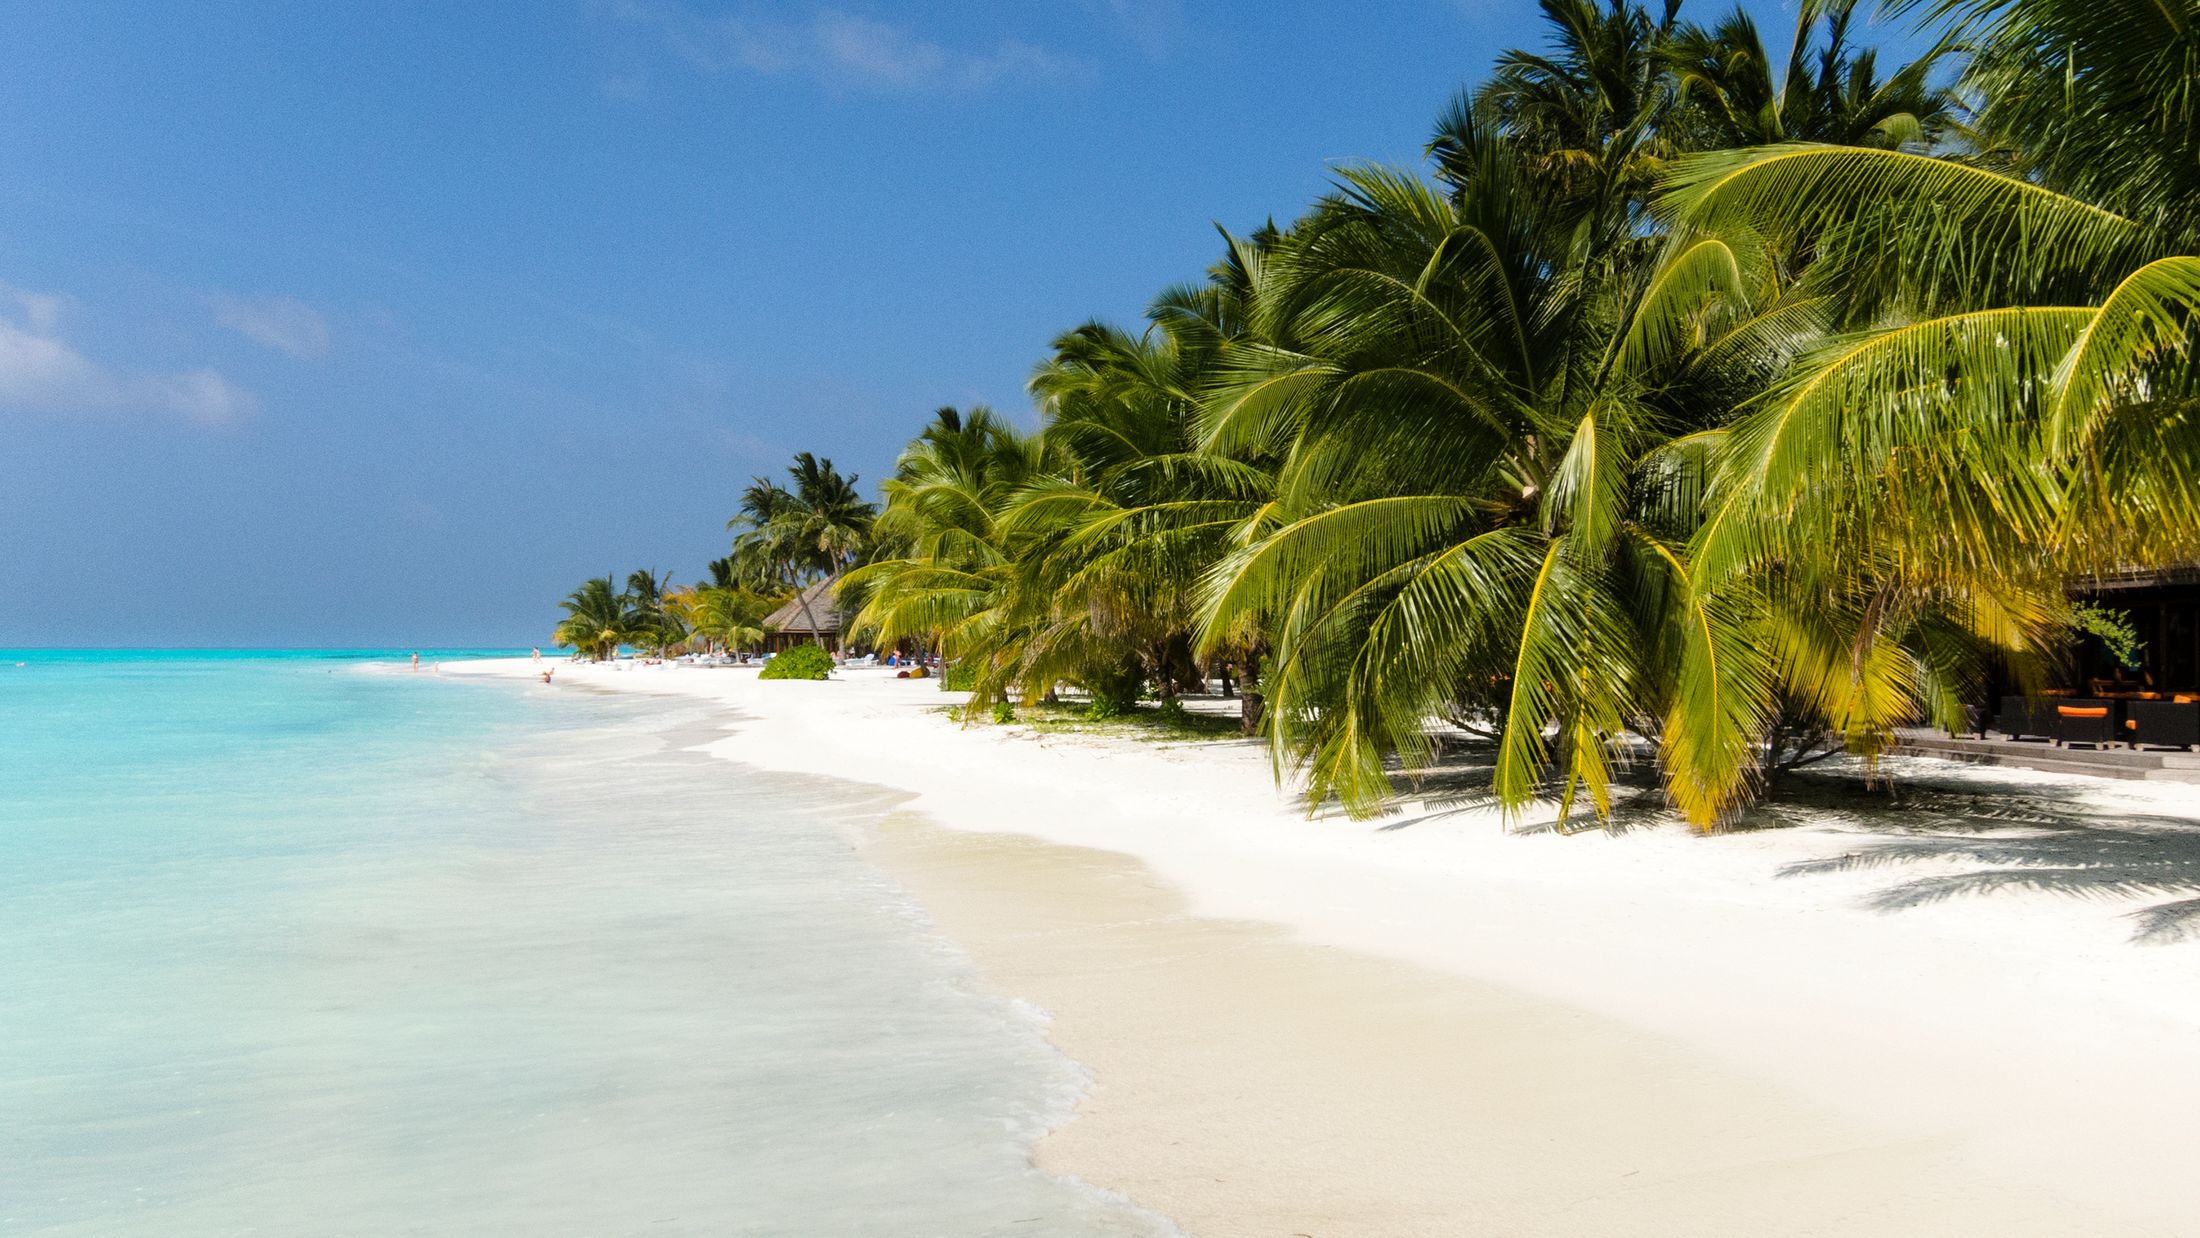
[1764,775,2200,945]
[1352,742,2200,943]
[1361,739,1676,834]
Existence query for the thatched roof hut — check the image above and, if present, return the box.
[763,578,842,651]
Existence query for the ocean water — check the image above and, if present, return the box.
[0,651,1167,1236]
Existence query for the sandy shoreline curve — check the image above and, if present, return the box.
[440,657,2200,1235]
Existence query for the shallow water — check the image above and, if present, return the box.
[0,652,1166,1236]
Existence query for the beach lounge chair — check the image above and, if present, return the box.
[1993,695,2055,741]
[2127,700,2200,750]
[2050,698,2121,747]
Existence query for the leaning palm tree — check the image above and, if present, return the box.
[1192,0,1970,825]
[1651,0,2200,819]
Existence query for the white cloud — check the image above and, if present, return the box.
[609,2,1083,94]
[0,286,257,427]
[209,292,330,359]
[152,368,259,427]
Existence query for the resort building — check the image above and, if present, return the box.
[2067,568,2200,695]
[1918,568,2200,776]
[763,578,842,653]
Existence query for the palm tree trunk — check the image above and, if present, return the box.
[1240,651,1265,735]
[788,560,823,646]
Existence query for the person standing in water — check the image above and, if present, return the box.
[410,651,420,670]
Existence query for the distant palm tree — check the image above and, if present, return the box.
[623,568,685,653]
[671,585,769,654]
[553,576,643,661]
[843,405,1051,686]
[729,453,878,637]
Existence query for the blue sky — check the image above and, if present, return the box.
[0,0,1901,646]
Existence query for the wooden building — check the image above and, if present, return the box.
[2067,568,2200,695]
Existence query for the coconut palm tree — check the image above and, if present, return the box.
[1649,0,2200,819]
[1198,134,1817,820]
[728,453,879,638]
[620,568,687,653]
[842,407,1046,661]
[851,237,1277,720]
[1661,0,1954,152]
[787,451,878,576]
[1450,0,1682,261]
[1185,0,1969,824]
[553,576,644,661]
[672,585,770,654]
[1012,314,1274,708]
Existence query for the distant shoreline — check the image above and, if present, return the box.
[446,656,2200,1235]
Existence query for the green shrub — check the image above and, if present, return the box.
[758,644,835,681]
[1081,660,1145,718]
[941,661,977,691]
[1154,698,1188,725]
[991,700,1016,724]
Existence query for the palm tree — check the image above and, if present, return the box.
[850,240,1276,722]
[728,453,879,638]
[1014,314,1272,707]
[622,568,687,653]
[788,451,877,576]
[1661,0,1954,152]
[672,585,770,654]
[1196,139,1799,818]
[843,406,1049,686]
[1183,0,1966,824]
[1452,0,1681,260]
[1648,0,2200,818]
[553,576,644,661]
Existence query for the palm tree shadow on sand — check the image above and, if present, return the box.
[1758,775,2200,945]
[1355,745,2200,944]
[1357,742,1683,835]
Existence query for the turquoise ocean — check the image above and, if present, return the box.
[0,651,1167,1236]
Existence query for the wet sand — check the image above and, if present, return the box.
[868,817,2123,1237]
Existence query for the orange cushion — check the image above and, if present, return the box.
[2058,706,2109,718]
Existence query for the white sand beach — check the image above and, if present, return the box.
[443,658,2200,1235]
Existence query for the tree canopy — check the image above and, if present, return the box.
[578,0,2200,830]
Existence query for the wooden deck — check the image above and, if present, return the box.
[1894,729,2200,784]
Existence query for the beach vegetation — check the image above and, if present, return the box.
[729,453,879,634]
[553,576,648,661]
[758,643,836,681]
[597,0,2200,830]
[672,585,773,655]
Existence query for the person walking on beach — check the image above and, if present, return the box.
[531,647,541,664]
[410,651,419,670]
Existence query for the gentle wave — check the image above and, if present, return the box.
[1,655,1170,1235]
